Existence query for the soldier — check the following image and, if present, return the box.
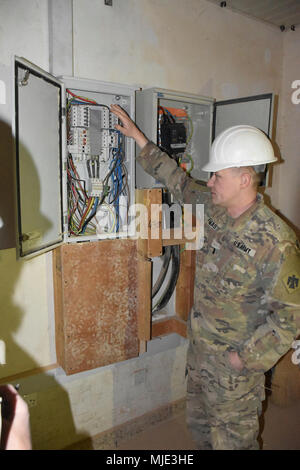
[111,104,300,450]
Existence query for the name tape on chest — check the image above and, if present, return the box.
[208,217,220,231]
[233,240,256,257]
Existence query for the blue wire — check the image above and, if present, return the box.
[108,132,124,232]
[79,130,124,234]
[163,107,176,121]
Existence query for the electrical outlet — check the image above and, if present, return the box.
[23,393,37,408]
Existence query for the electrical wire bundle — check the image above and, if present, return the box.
[66,89,129,236]
[108,133,129,233]
[67,153,99,235]
[179,114,194,175]
[151,191,181,314]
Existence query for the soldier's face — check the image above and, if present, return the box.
[207,168,242,208]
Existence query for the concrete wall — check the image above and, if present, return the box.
[0,0,298,450]
[73,0,283,98]
[276,28,300,230]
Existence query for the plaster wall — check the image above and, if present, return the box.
[276,29,300,230]
[0,0,49,70]
[0,0,52,378]
[73,0,283,101]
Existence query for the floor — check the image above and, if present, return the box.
[113,396,300,450]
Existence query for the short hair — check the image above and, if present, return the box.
[231,166,265,188]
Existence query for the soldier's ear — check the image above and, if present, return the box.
[240,171,252,189]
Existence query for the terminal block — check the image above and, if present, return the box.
[87,178,104,197]
[67,105,119,157]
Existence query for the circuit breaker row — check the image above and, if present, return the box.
[67,105,119,158]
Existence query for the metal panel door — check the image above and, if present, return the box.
[213,93,274,186]
[14,57,64,258]
[213,93,274,139]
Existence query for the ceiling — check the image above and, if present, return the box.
[207,0,300,29]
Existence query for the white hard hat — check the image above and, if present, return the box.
[202,125,277,173]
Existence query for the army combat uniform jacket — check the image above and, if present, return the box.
[137,142,300,374]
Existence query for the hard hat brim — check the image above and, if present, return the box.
[201,157,277,173]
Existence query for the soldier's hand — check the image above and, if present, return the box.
[110,104,148,149]
[0,384,32,450]
[228,351,244,372]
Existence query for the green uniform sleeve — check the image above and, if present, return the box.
[137,142,211,206]
[239,241,300,372]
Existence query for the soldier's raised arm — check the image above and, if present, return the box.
[110,104,148,149]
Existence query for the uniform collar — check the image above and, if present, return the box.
[228,193,263,231]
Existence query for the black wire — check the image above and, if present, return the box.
[67,174,87,202]
[152,246,172,298]
[96,156,100,179]
[152,245,180,313]
[88,103,110,111]
[151,190,181,312]
[86,160,92,178]
[159,106,175,124]
[66,90,110,111]
[81,155,120,231]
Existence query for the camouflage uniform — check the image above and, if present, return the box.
[137,142,300,450]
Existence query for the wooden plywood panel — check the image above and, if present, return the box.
[136,188,162,258]
[152,316,187,338]
[270,349,300,407]
[53,239,140,375]
[137,255,152,341]
[175,248,196,321]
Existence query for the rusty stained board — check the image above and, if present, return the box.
[53,239,140,375]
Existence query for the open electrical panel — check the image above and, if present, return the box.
[135,88,214,189]
[135,87,274,188]
[65,85,132,240]
[14,57,136,258]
